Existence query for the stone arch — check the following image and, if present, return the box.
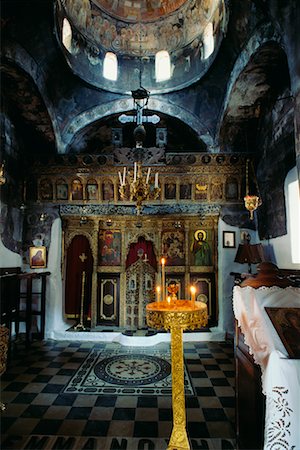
[62,97,215,152]
[216,22,283,142]
[2,40,64,153]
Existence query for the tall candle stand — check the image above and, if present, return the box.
[74,271,87,331]
[146,300,208,450]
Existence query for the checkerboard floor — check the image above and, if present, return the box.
[1,339,235,450]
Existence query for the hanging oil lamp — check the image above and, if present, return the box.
[244,158,262,220]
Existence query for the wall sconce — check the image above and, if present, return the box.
[106,219,112,226]
[39,213,47,222]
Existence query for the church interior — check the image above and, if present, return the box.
[1,0,300,449]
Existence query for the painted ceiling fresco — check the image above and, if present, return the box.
[62,0,224,56]
[93,0,187,22]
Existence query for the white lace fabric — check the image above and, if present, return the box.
[233,286,300,450]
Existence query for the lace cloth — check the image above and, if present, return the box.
[233,286,300,450]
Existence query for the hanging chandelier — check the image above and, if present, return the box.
[117,12,161,215]
[119,162,160,215]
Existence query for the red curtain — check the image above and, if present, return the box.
[65,235,93,316]
[125,236,157,271]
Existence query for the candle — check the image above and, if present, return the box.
[156,286,161,302]
[134,162,137,182]
[146,167,151,184]
[122,167,126,185]
[155,172,158,188]
[118,171,123,186]
[161,257,166,302]
[190,286,196,307]
[167,296,171,304]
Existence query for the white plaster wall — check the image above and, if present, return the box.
[265,166,300,269]
[0,237,22,268]
[217,218,259,336]
[44,217,70,338]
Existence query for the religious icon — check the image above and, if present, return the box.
[98,230,121,266]
[71,179,83,200]
[195,182,208,201]
[102,182,114,201]
[211,180,223,200]
[180,183,192,200]
[29,246,47,268]
[39,178,53,200]
[86,182,98,200]
[56,182,68,200]
[162,230,185,266]
[225,177,238,200]
[164,183,176,200]
[190,229,212,266]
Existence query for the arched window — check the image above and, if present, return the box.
[203,22,214,59]
[62,18,72,53]
[288,175,300,263]
[155,50,171,82]
[103,52,118,81]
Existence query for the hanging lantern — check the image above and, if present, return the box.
[244,159,262,220]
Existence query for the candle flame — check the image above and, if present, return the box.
[161,257,166,265]
[190,286,196,295]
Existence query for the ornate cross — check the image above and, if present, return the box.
[118,88,160,126]
[79,253,87,262]
[118,112,160,126]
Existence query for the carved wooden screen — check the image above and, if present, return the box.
[97,274,119,326]
[125,258,156,329]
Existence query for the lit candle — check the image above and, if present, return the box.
[161,257,166,302]
[190,286,196,307]
[155,172,158,188]
[122,167,126,185]
[134,162,137,182]
[156,286,161,302]
[146,167,151,184]
[167,296,171,304]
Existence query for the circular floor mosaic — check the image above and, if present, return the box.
[94,354,171,386]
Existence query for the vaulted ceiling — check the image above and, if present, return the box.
[0,0,293,158]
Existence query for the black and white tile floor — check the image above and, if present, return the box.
[1,339,235,450]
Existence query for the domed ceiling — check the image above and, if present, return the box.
[93,0,187,22]
[56,0,227,94]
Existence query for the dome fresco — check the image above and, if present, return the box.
[56,0,227,93]
[92,0,187,22]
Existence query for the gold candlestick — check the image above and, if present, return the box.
[74,271,87,331]
[146,301,208,450]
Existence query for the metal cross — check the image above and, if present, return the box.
[119,109,160,126]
